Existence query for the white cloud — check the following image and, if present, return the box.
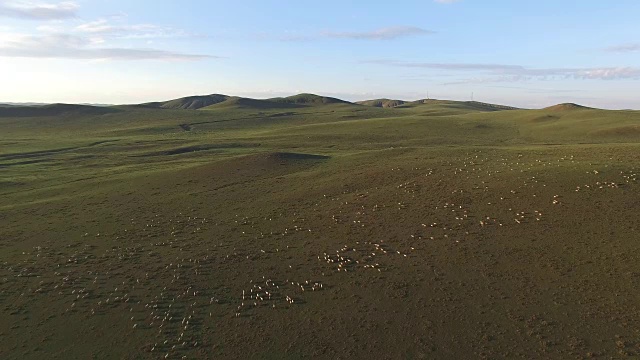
[323,26,434,40]
[0,7,213,61]
[605,43,640,53]
[75,19,195,40]
[573,67,640,80]
[0,32,216,60]
[0,1,78,20]
[254,26,434,42]
[366,60,525,72]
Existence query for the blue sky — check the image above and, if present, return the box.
[0,0,639,108]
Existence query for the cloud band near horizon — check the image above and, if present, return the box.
[363,60,640,81]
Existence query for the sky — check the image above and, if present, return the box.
[0,0,639,109]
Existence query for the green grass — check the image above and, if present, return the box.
[1,97,639,359]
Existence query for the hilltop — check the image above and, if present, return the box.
[266,93,353,106]
[543,103,593,111]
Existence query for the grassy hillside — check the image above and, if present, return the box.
[1,96,639,359]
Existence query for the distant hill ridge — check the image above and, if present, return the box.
[0,103,120,117]
[139,93,523,112]
[136,93,351,110]
[0,93,606,117]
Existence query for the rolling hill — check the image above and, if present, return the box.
[1,94,637,147]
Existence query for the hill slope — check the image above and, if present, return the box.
[140,94,230,110]
[356,99,407,108]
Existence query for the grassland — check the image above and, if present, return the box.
[1,95,639,359]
